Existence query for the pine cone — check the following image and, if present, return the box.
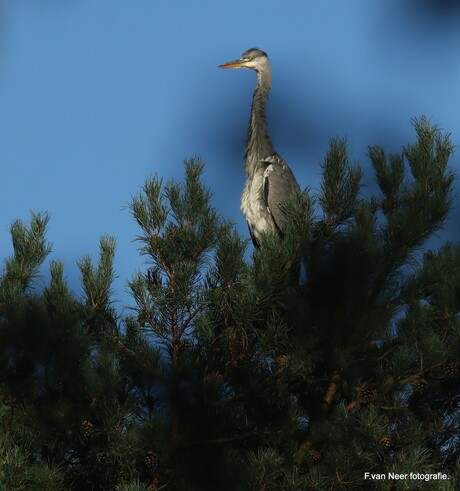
[143,450,158,468]
[80,420,94,439]
[308,450,321,462]
[358,386,376,403]
[179,339,192,352]
[96,453,109,465]
[118,467,128,481]
[276,355,289,370]
[413,378,428,393]
[379,436,392,450]
[445,361,459,378]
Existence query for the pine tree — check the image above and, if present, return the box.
[1,118,459,490]
[0,216,144,489]
[121,119,459,489]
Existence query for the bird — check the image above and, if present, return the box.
[219,48,300,247]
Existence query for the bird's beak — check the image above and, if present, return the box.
[218,58,247,69]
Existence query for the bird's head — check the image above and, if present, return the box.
[218,48,269,72]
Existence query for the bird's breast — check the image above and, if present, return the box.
[241,172,276,240]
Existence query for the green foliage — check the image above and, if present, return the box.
[0,396,64,490]
[4,212,51,288]
[0,121,459,490]
[320,137,362,227]
[79,236,117,311]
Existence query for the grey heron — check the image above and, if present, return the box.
[219,48,301,247]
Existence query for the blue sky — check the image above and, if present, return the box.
[1,0,460,310]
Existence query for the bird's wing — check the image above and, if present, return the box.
[262,156,300,234]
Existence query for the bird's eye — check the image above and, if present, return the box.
[246,55,254,61]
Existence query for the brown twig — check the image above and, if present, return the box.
[323,373,340,411]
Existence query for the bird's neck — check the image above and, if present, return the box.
[245,68,276,176]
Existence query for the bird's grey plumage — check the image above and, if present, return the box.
[219,48,300,246]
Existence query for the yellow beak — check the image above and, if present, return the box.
[218,59,247,69]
